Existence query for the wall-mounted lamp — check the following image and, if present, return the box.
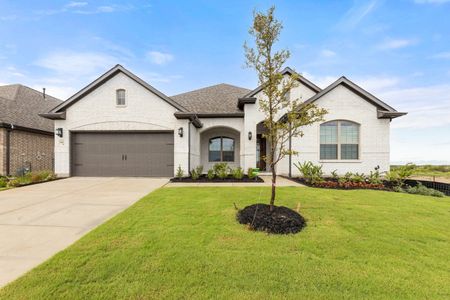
[55,128,63,138]
[248,131,252,140]
[178,127,184,137]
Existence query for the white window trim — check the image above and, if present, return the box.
[116,89,127,107]
[319,120,361,162]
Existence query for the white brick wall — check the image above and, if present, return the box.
[54,72,189,177]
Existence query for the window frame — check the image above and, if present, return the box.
[319,120,360,161]
[208,136,235,162]
[116,89,126,107]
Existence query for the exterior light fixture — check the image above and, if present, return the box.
[178,127,184,137]
[55,128,63,138]
[248,131,252,140]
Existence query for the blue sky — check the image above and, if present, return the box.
[1,0,449,164]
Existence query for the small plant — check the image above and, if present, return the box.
[386,163,415,187]
[213,163,228,177]
[0,178,7,188]
[294,161,323,184]
[339,172,353,184]
[404,183,444,197]
[352,173,365,183]
[176,165,184,179]
[331,170,339,181]
[207,169,215,180]
[191,168,200,180]
[368,167,382,185]
[195,165,203,175]
[232,167,244,180]
[7,179,21,188]
[247,168,256,180]
[217,165,229,180]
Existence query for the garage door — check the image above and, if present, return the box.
[71,132,174,177]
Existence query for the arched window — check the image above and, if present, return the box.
[116,89,126,106]
[320,120,359,160]
[209,136,235,162]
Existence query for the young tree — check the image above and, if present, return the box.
[244,6,327,209]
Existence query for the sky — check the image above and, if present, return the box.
[0,0,449,164]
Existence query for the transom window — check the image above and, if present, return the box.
[209,137,235,162]
[320,120,359,160]
[116,89,126,106]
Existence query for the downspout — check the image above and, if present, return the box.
[288,122,292,178]
[188,120,192,174]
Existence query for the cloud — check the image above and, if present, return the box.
[0,15,18,21]
[146,51,174,65]
[35,51,117,76]
[66,1,88,8]
[430,51,450,59]
[337,0,380,30]
[320,49,336,58]
[377,38,417,50]
[35,2,133,16]
[142,72,182,83]
[414,0,450,3]
[357,76,400,93]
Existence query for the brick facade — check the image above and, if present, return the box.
[8,130,54,175]
[0,128,6,175]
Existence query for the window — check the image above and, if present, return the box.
[116,89,126,106]
[209,137,235,162]
[320,121,359,160]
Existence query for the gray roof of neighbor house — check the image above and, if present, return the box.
[0,84,62,133]
[171,83,251,114]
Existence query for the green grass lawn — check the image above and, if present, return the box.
[1,187,449,299]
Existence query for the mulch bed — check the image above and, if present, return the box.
[170,175,264,183]
[236,203,306,234]
[284,176,389,191]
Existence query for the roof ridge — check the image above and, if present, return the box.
[171,83,250,97]
[16,84,62,102]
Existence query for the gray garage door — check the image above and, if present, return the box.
[71,132,174,177]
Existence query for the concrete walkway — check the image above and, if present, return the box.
[165,176,304,187]
[0,177,168,287]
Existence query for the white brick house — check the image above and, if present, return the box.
[42,64,406,177]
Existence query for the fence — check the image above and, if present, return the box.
[404,179,450,196]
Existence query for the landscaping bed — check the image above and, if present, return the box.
[237,203,306,234]
[0,170,57,190]
[171,175,264,183]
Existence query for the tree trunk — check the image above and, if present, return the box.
[270,166,277,211]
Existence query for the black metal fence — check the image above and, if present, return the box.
[404,179,450,196]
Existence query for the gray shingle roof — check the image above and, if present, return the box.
[171,83,251,114]
[0,84,62,132]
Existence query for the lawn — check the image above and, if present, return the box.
[1,187,449,299]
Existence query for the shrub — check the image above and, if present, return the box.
[7,179,21,187]
[175,165,184,179]
[386,163,415,187]
[207,169,215,180]
[0,178,7,188]
[294,161,323,184]
[217,166,229,179]
[30,172,44,183]
[247,168,257,179]
[368,167,382,185]
[195,165,203,175]
[213,163,228,177]
[331,170,339,180]
[352,173,365,183]
[404,183,444,197]
[232,167,244,180]
[190,168,200,180]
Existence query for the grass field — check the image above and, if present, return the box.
[1,187,449,299]
[391,165,450,180]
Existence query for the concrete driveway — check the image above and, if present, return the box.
[0,177,168,287]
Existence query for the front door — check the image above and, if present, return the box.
[256,134,266,171]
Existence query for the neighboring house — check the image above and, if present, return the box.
[42,64,406,177]
[0,84,62,175]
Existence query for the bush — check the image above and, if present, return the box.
[217,166,229,179]
[176,165,184,179]
[352,172,365,183]
[7,179,21,187]
[0,178,7,188]
[195,165,203,175]
[247,168,257,179]
[294,161,323,184]
[232,167,244,180]
[190,168,200,180]
[213,163,228,177]
[29,172,44,183]
[404,183,445,197]
[207,169,215,180]
[368,167,382,185]
[386,163,415,187]
[331,170,339,180]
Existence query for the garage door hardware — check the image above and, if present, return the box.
[122,154,128,161]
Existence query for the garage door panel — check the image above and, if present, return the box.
[71,132,174,177]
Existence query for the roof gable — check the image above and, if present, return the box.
[48,64,187,115]
[304,76,398,112]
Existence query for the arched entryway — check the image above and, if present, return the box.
[200,126,241,171]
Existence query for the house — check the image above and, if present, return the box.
[0,84,62,175]
[41,64,406,177]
